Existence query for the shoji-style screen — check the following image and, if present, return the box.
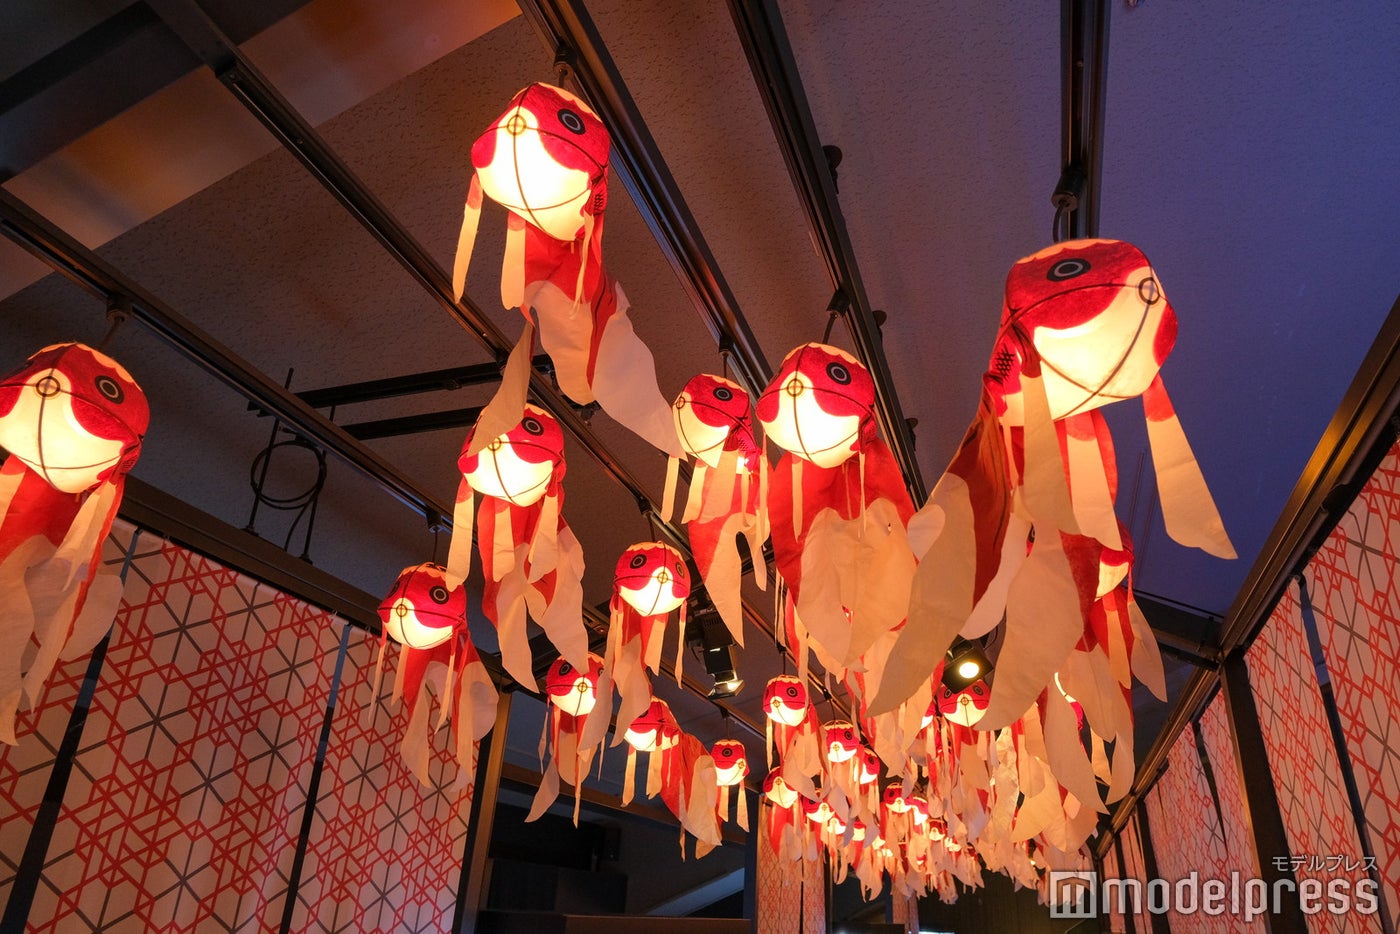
[0,521,473,932]
[1306,441,1400,925]
[1245,588,1379,934]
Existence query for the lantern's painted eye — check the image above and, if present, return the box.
[629,553,648,569]
[558,661,573,676]
[522,416,544,435]
[1047,258,1091,281]
[720,748,734,759]
[34,375,61,398]
[429,585,450,604]
[1137,276,1161,305]
[713,386,733,402]
[557,109,586,135]
[785,686,799,699]
[826,362,852,385]
[972,684,985,696]
[94,375,124,403]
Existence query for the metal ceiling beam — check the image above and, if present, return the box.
[724,0,926,505]
[1058,0,1111,239]
[290,357,552,410]
[1096,289,1400,853]
[515,0,772,401]
[140,0,844,724]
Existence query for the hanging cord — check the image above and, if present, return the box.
[428,510,444,565]
[99,296,131,350]
[821,310,840,344]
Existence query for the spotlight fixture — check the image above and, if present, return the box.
[689,602,743,697]
[942,637,991,691]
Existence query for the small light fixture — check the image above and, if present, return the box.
[942,637,991,691]
[690,606,743,697]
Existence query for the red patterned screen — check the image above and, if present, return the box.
[1306,441,1400,925]
[1197,693,1260,880]
[1117,813,1148,934]
[755,806,825,934]
[0,521,471,931]
[1246,588,1379,934]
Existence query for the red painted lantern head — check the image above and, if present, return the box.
[824,720,860,764]
[0,343,148,494]
[762,768,798,808]
[545,653,603,716]
[926,818,947,842]
[623,698,679,752]
[936,679,991,728]
[907,795,930,826]
[711,739,749,786]
[986,238,1177,424]
[851,819,868,843]
[802,796,837,826]
[882,784,909,814]
[378,563,465,649]
[459,404,564,506]
[673,373,751,468]
[757,343,875,468]
[614,542,689,615]
[858,747,881,785]
[471,83,609,241]
[762,674,808,727]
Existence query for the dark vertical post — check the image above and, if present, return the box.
[743,793,759,934]
[454,691,512,934]
[1133,802,1171,934]
[1219,650,1307,933]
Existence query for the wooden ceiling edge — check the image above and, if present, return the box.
[1095,288,1400,856]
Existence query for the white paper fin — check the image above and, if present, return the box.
[468,322,536,458]
[445,480,474,589]
[1143,376,1236,559]
[452,176,483,301]
[588,284,685,457]
[502,213,526,310]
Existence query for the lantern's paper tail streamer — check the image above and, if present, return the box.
[452,175,483,301]
[589,285,684,458]
[1126,596,1168,701]
[532,523,589,672]
[502,213,527,311]
[1020,370,1079,535]
[1142,376,1235,559]
[661,455,680,523]
[467,321,536,458]
[445,481,475,589]
[1043,690,1105,813]
[1062,413,1121,550]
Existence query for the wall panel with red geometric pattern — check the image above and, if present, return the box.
[1245,587,1380,934]
[1117,812,1148,934]
[0,521,471,932]
[1306,440,1400,925]
[755,805,825,934]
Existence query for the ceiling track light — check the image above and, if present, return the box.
[942,637,992,691]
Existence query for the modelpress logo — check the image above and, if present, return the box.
[1048,870,1382,921]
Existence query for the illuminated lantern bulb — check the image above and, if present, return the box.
[757,343,875,468]
[0,342,148,494]
[614,542,689,616]
[824,720,860,763]
[762,768,798,808]
[927,818,947,842]
[378,563,464,650]
[624,699,679,752]
[826,814,847,836]
[762,675,809,727]
[989,238,1177,424]
[459,404,563,506]
[936,679,991,728]
[545,653,603,716]
[907,795,929,826]
[672,374,750,468]
[711,739,749,787]
[882,784,910,814]
[472,83,609,242]
[858,747,881,786]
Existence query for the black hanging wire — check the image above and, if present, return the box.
[821,309,840,344]
[99,296,131,350]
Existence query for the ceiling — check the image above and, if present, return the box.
[2,0,1397,876]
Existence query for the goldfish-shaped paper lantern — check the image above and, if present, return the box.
[760,344,916,677]
[712,738,750,831]
[453,84,679,462]
[825,720,860,764]
[445,405,587,691]
[595,542,689,747]
[987,238,1232,559]
[622,698,680,805]
[529,652,606,825]
[763,674,809,728]
[665,374,769,645]
[0,343,147,745]
[937,679,990,728]
[375,564,497,787]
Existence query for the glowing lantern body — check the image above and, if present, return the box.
[908,796,929,826]
[459,403,563,507]
[803,797,837,826]
[882,785,910,814]
[763,675,809,727]
[673,374,750,468]
[615,542,689,617]
[711,739,749,786]
[378,563,464,650]
[936,679,990,728]
[824,720,860,764]
[762,769,799,808]
[858,748,881,785]
[986,239,1175,425]
[0,342,148,746]
[622,699,679,806]
[757,343,875,468]
[545,654,603,717]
